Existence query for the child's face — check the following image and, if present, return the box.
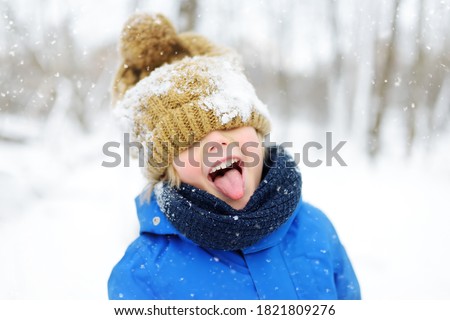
[173,126,264,210]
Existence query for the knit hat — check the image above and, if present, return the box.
[112,13,271,183]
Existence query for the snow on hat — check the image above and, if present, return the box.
[112,13,271,183]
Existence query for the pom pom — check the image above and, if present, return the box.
[119,13,183,70]
[112,13,228,103]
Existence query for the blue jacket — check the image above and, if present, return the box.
[108,194,360,300]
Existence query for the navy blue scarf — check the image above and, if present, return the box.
[156,146,302,251]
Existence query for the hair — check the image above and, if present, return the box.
[166,164,181,188]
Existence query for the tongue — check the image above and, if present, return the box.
[214,169,244,200]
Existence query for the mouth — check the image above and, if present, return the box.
[208,158,243,182]
[207,158,245,201]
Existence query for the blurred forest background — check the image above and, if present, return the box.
[1,0,449,157]
[1,0,450,300]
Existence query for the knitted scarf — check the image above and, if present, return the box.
[156,146,302,251]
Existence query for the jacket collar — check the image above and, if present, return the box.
[136,193,178,235]
[135,192,302,254]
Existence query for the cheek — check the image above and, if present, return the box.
[173,151,203,184]
[242,141,262,157]
[238,136,263,166]
[177,165,201,183]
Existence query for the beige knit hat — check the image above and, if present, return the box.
[112,13,271,183]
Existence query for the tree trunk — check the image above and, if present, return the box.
[179,0,198,32]
[368,0,401,157]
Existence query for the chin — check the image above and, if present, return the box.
[226,198,247,210]
[221,187,255,210]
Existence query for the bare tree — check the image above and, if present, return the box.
[404,0,426,155]
[327,0,343,127]
[179,0,198,32]
[0,1,118,141]
[368,0,402,157]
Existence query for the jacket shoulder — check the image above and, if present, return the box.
[289,202,361,299]
[290,201,354,262]
[293,202,339,239]
[108,234,168,299]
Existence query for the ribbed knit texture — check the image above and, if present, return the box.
[156,146,302,251]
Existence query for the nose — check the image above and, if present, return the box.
[207,142,226,153]
[204,131,232,154]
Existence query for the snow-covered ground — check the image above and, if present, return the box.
[0,112,449,299]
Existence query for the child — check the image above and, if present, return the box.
[108,13,360,300]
